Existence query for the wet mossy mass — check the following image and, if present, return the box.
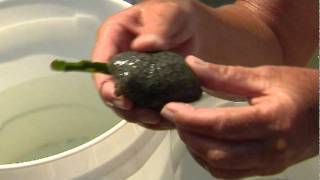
[109,51,203,109]
[51,51,203,110]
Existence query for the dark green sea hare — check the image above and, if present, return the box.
[51,51,202,110]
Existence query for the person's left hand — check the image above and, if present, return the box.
[92,0,200,130]
[161,56,319,179]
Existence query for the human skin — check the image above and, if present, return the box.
[161,56,319,178]
[92,0,317,128]
[92,0,318,178]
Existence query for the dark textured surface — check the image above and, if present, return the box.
[109,51,202,110]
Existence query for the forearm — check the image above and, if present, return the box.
[193,0,317,66]
[193,1,282,66]
[237,0,318,66]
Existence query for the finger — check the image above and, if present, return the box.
[161,102,270,140]
[92,72,133,110]
[178,130,263,170]
[98,81,116,102]
[92,24,134,110]
[131,5,192,51]
[203,87,248,102]
[92,10,140,110]
[131,19,193,52]
[208,167,260,179]
[93,68,130,110]
[92,19,137,62]
[131,34,169,52]
[188,145,261,179]
[187,149,210,171]
[208,166,287,179]
[92,23,117,104]
[136,120,175,130]
[112,107,164,125]
[131,30,193,52]
[186,55,267,97]
[92,8,140,82]
[171,38,195,56]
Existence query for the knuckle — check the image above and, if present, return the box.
[97,16,121,36]
[212,65,248,83]
[207,149,228,165]
[104,16,118,25]
[255,101,292,134]
[105,15,116,23]
[261,139,290,168]
[224,66,242,78]
[158,1,182,12]
[253,106,275,130]
[104,17,121,28]
[254,66,276,79]
[96,24,105,37]
[154,26,172,37]
[271,138,289,153]
[96,22,108,37]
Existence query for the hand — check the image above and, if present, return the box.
[161,56,318,178]
[92,0,202,129]
[92,0,317,130]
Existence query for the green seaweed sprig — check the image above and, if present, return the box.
[51,60,110,74]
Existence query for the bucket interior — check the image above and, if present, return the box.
[0,0,126,165]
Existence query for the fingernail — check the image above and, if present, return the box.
[112,99,130,110]
[161,104,177,122]
[138,34,163,44]
[104,101,114,107]
[140,117,160,125]
[186,55,208,67]
[133,34,166,49]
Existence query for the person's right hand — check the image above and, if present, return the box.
[161,56,319,178]
[92,0,203,129]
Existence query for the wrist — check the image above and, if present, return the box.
[305,80,319,159]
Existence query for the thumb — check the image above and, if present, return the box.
[186,56,266,97]
[130,15,187,51]
[131,34,170,52]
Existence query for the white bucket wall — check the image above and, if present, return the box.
[0,1,166,179]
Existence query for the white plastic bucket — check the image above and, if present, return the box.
[0,1,166,179]
[0,1,317,180]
